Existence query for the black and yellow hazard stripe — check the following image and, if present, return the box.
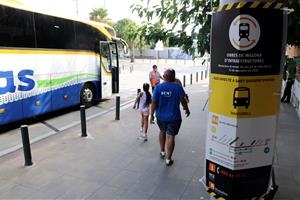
[206,188,266,200]
[214,1,284,12]
[206,188,227,200]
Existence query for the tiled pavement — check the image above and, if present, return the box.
[0,84,299,199]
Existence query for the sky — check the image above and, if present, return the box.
[23,0,159,23]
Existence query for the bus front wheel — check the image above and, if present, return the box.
[80,83,95,108]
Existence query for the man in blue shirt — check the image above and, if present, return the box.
[150,68,190,166]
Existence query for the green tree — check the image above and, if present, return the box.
[132,0,300,57]
[113,18,133,39]
[132,0,218,57]
[113,19,139,62]
[136,24,149,57]
[89,8,111,23]
[138,22,168,49]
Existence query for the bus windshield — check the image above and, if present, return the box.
[110,42,118,68]
[235,90,249,98]
[100,42,112,72]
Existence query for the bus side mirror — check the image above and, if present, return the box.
[112,37,128,55]
[123,45,128,54]
[119,38,128,54]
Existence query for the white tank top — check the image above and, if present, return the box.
[139,92,150,112]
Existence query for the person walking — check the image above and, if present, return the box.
[149,64,163,92]
[133,83,152,141]
[150,68,190,166]
[281,76,294,103]
[281,58,296,103]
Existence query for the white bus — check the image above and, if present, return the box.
[0,1,126,125]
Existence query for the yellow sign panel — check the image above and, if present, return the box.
[209,73,281,118]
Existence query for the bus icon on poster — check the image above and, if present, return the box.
[233,87,250,109]
[239,23,250,41]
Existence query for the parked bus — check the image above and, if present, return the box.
[0,1,126,125]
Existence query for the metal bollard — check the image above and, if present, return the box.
[183,75,186,87]
[190,74,193,85]
[196,72,199,82]
[20,125,33,166]
[130,65,133,72]
[80,105,87,137]
[205,70,208,78]
[116,96,120,120]
[201,71,203,80]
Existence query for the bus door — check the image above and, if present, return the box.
[99,41,112,99]
[109,42,119,93]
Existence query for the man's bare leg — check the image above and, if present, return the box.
[166,135,175,161]
[159,131,166,154]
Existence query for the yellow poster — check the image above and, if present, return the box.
[209,73,281,118]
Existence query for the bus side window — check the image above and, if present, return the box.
[0,5,35,48]
[35,14,76,49]
[75,22,98,51]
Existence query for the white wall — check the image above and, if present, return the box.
[133,48,193,60]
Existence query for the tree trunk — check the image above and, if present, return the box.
[140,48,143,58]
[130,55,135,63]
[130,47,135,63]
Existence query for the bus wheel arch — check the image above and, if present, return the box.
[80,82,96,107]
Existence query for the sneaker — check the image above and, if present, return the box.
[166,159,174,166]
[138,134,147,140]
[144,135,148,142]
[140,128,143,133]
[138,135,144,140]
[160,152,166,159]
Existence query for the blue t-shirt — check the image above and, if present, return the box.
[152,82,185,121]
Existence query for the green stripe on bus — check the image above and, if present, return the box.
[37,73,98,88]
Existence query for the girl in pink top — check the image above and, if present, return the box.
[133,83,152,141]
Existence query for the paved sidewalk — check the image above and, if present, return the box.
[273,102,300,200]
[0,84,299,199]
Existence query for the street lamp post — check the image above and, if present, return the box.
[204,0,287,199]
[73,0,79,17]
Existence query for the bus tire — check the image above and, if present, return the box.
[80,83,95,108]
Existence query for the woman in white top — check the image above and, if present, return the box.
[133,83,152,141]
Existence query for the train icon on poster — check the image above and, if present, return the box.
[229,14,260,51]
[233,87,250,109]
[239,23,250,41]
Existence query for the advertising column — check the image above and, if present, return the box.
[205,1,287,199]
